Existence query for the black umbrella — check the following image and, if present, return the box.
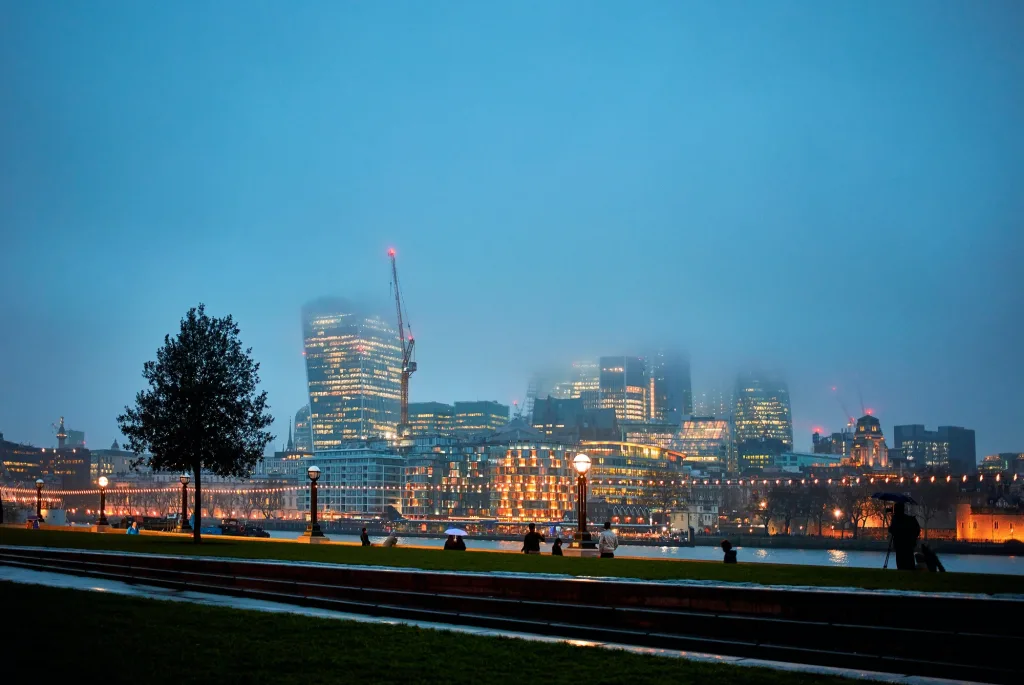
[871,492,916,505]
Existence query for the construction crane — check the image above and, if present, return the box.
[389,248,416,444]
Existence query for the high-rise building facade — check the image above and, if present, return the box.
[293,405,313,453]
[569,360,599,397]
[694,386,732,420]
[813,429,853,459]
[849,414,889,468]
[650,350,692,425]
[302,299,402,450]
[408,402,456,436]
[675,417,732,465]
[583,441,688,506]
[732,372,794,449]
[453,401,509,437]
[67,430,86,448]
[891,425,977,473]
[297,441,404,515]
[599,356,648,423]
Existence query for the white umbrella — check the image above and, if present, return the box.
[444,528,468,536]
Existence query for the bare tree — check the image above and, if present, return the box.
[646,480,687,525]
[805,485,833,536]
[768,486,804,535]
[911,482,958,540]
[867,495,893,532]
[255,488,283,520]
[835,485,870,538]
[750,491,772,535]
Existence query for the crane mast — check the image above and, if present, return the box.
[388,248,416,443]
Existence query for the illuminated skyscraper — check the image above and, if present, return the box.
[733,371,794,449]
[650,350,692,425]
[569,360,599,397]
[599,356,648,423]
[695,386,732,419]
[408,402,455,436]
[302,299,402,450]
[675,416,732,466]
[293,405,313,453]
[454,401,509,437]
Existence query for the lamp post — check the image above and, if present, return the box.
[96,477,109,527]
[178,473,192,532]
[834,508,843,539]
[572,453,595,549]
[300,465,327,542]
[35,479,44,520]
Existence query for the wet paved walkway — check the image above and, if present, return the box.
[0,564,986,685]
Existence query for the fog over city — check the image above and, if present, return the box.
[1,3,1021,457]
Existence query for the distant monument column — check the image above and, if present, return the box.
[56,416,67,449]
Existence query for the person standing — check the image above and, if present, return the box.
[721,539,738,563]
[521,522,544,554]
[360,527,371,546]
[598,522,618,559]
[888,502,921,571]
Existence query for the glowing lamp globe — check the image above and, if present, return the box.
[35,479,44,487]
[98,476,109,489]
[180,473,190,485]
[307,465,321,482]
[572,453,592,476]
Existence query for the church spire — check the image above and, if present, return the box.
[286,419,294,451]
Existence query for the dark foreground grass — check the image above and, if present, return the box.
[2,527,1021,595]
[0,581,851,685]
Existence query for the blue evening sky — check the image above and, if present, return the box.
[1,2,1021,457]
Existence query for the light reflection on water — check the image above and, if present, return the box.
[264,531,1022,575]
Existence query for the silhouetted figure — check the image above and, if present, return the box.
[721,539,737,563]
[454,535,466,551]
[551,538,563,556]
[360,527,371,546]
[888,502,921,571]
[522,522,545,554]
[598,522,618,558]
[444,534,458,550]
[920,544,946,572]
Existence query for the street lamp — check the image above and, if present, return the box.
[179,473,192,532]
[833,508,843,539]
[572,453,595,548]
[96,477,109,527]
[35,479,44,520]
[300,465,326,540]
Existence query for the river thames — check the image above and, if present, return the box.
[266,531,1022,575]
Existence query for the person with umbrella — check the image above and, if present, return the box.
[444,528,467,551]
[875,493,921,571]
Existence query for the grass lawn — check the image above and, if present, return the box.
[2,527,1021,595]
[0,581,852,685]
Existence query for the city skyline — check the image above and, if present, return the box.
[2,4,1022,458]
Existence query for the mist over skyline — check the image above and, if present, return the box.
[2,3,1022,458]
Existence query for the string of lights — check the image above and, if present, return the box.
[2,472,1015,498]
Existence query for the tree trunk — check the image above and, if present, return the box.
[193,466,202,544]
